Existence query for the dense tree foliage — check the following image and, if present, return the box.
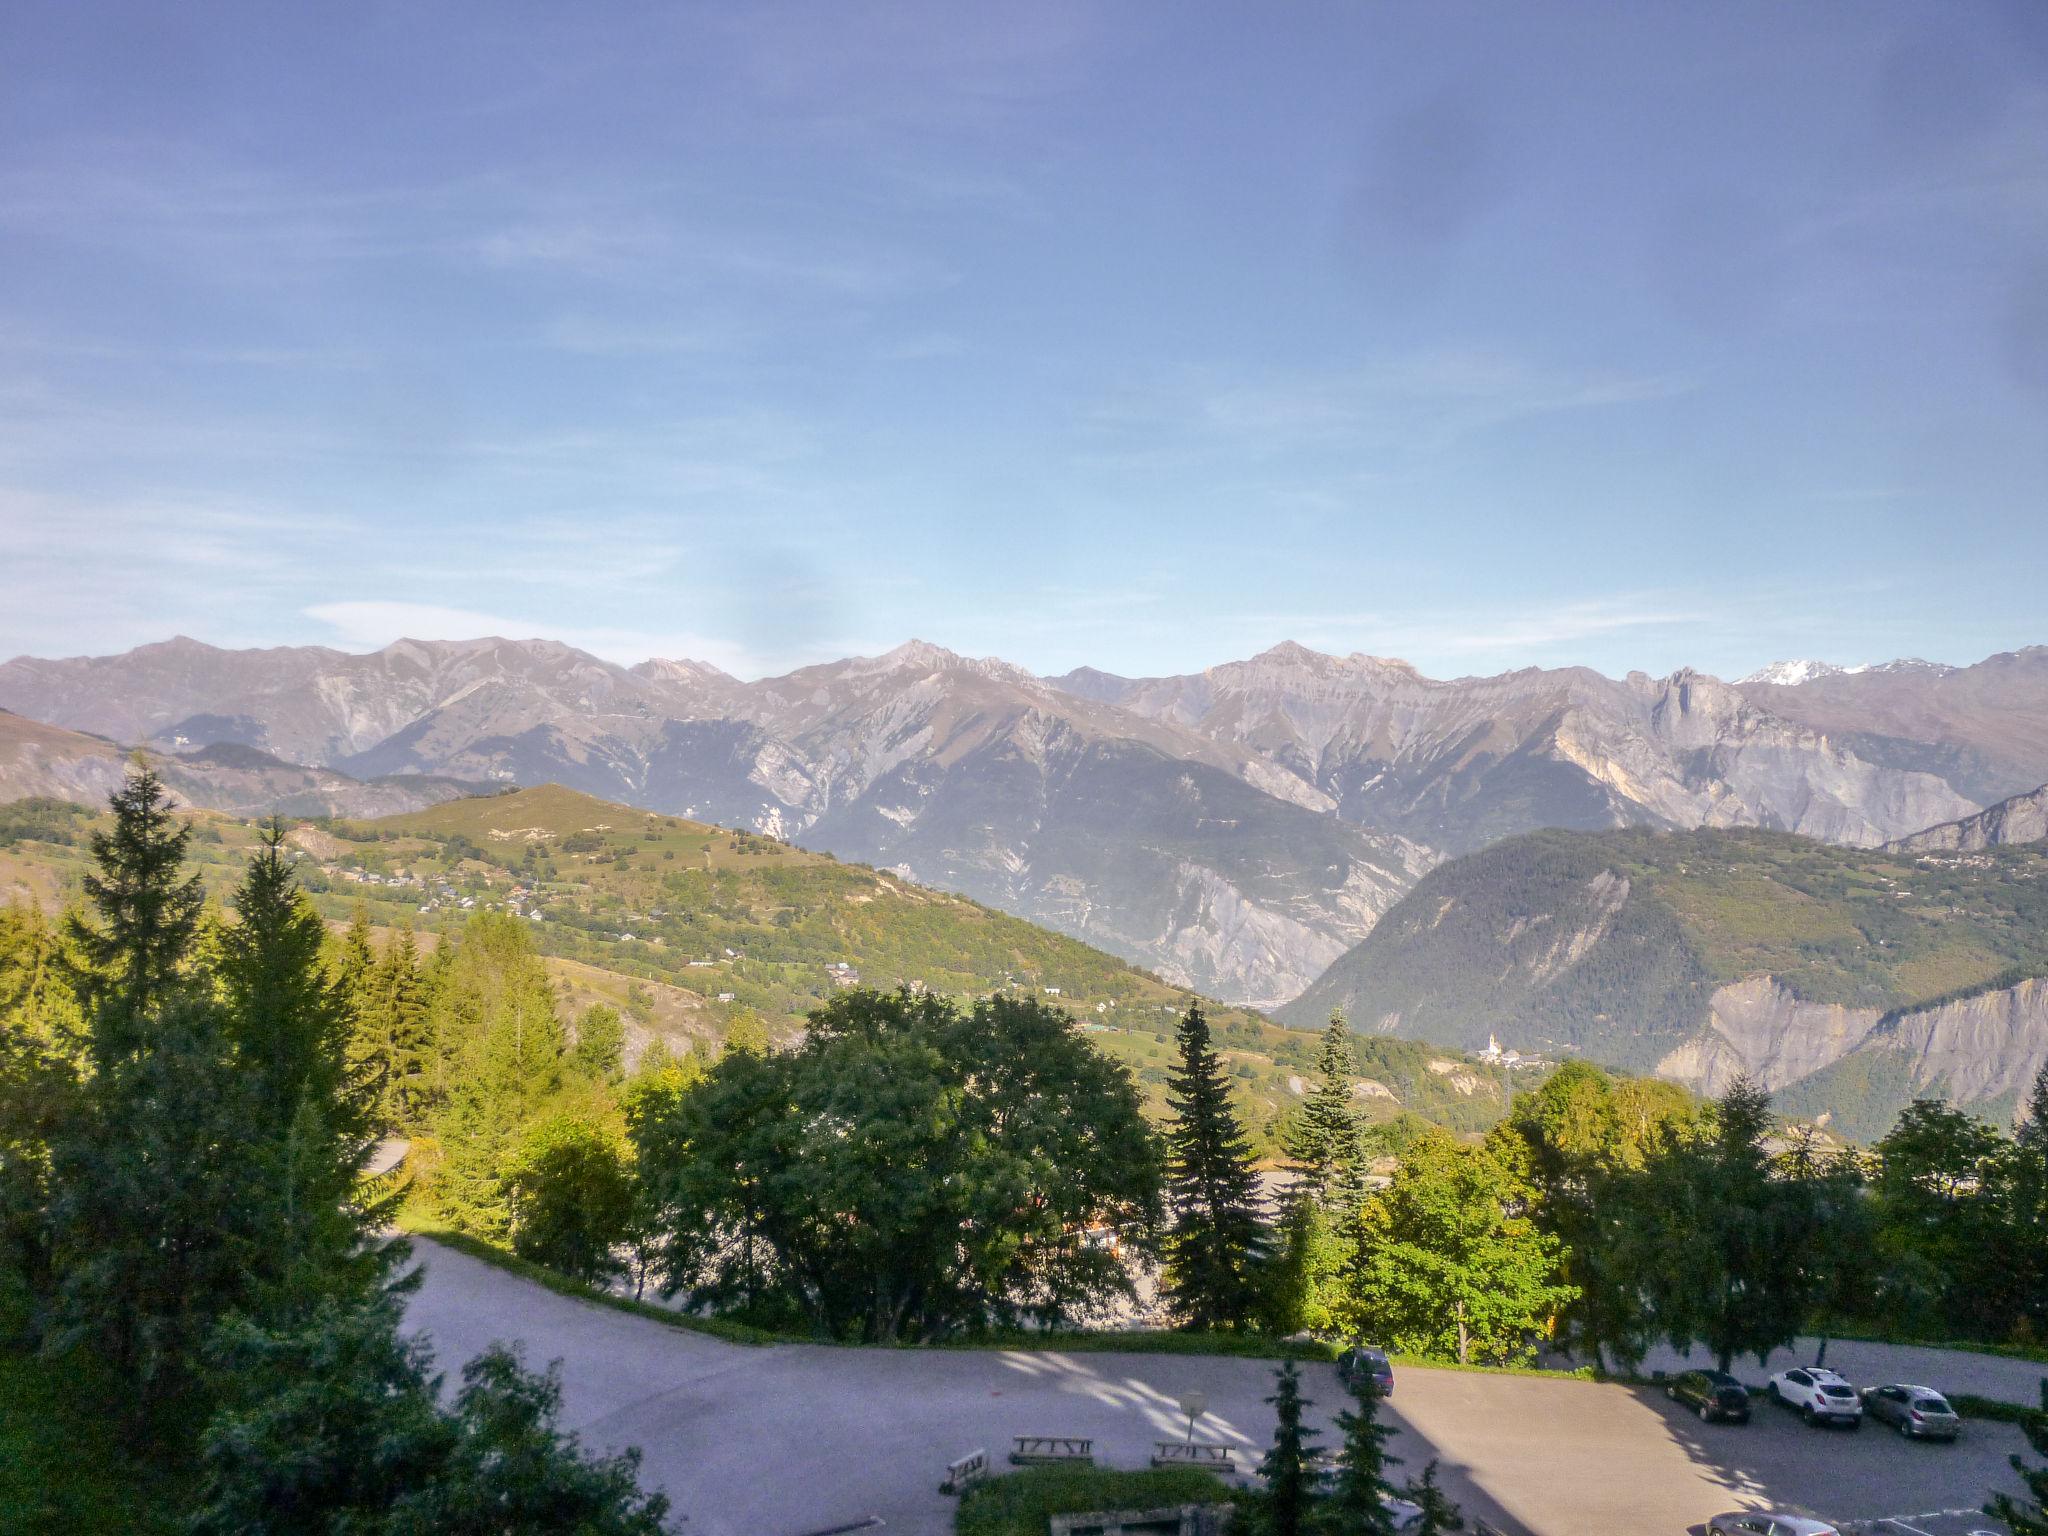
[0,767,674,1528]
[508,1116,634,1285]
[632,988,1162,1340]
[1340,1126,1574,1366]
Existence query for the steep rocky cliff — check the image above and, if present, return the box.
[1887,781,2048,853]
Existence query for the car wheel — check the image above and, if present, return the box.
[1897,1418,1910,1437]
[1802,1404,1817,1426]
[1766,1383,1781,1404]
[1698,1401,1713,1422]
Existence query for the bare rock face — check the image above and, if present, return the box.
[1051,645,1982,853]
[1656,978,1885,1096]
[1887,782,2048,853]
[1657,975,2048,1130]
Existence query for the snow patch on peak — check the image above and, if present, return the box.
[1740,657,1958,687]
[1739,659,1844,687]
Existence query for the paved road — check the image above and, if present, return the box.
[401,1239,2033,1536]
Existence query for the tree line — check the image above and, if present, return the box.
[0,767,673,1531]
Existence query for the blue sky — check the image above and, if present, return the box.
[2,2,2045,681]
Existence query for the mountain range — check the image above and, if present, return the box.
[3,635,2044,1008]
[0,708,474,820]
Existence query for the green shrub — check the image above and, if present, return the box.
[955,1466,1233,1536]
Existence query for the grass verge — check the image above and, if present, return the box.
[1815,1328,2048,1367]
[955,1465,1234,1536]
[1951,1392,2040,1425]
[0,1347,183,1534]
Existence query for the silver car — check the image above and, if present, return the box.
[1859,1382,1962,1440]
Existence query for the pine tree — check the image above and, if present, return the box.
[1257,1360,1319,1536]
[1326,1374,1403,1535]
[1401,1459,1464,1534]
[2009,1066,2048,1340]
[1162,1001,1269,1330]
[570,1004,625,1083]
[1986,1378,2048,1535]
[221,820,352,1132]
[369,927,434,1128]
[1287,1011,1361,1206]
[63,761,202,1065]
[334,905,377,1050]
[220,820,394,1310]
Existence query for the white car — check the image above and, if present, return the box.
[1766,1366,1863,1427]
[1707,1515,1839,1536]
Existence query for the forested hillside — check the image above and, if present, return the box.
[0,784,1509,1148]
[1286,825,2048,1135]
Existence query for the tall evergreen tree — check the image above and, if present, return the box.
[63,761,202,1065]
[1326,1375,1402,1536]
[334,905,377,1049]
[2005,1067,2048,1341]
[221,820,395,1310]
[1628,1077,1820,1373]
[221,820,352,1132]
[1287,1012,1361,1206]
[1162,1001,1268,1329]
[1257,1361,1318,1536]
[366,927,433,1128]
[1401,1460,1464,1535]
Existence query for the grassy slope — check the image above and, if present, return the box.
[0,785,1509,1148]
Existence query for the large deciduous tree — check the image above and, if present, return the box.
[633,988,1161,1341]
[1340,1126,1573,1366]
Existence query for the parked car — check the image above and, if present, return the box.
[1706,1514,1840,1536]
[1666,1368,1752,1423]
[1766,1366,1863,1428]
[1336,1344,1395,1396]
[1860,1383,1962,1441]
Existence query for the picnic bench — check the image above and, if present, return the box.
[940,1446,989,1494]
[1009,1434,1095,1466]
[1150,1440,1238,1473]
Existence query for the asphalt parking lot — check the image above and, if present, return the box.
[402,1239,2033,1536]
